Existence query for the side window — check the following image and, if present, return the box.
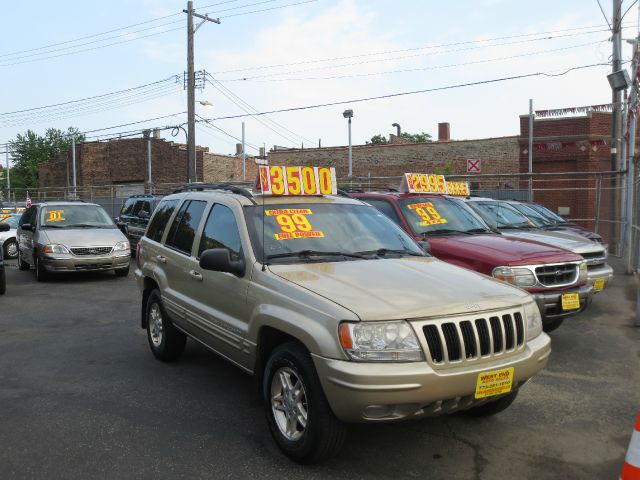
[146,199,179,242]
[120,198,135,216]
[165,200,207,255]
[140,201,151,216]
[198,204,242,260]
[365,199,402,226]
[132,200,144,216]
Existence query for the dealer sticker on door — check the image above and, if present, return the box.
[474,367,514,399]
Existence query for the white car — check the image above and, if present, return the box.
[0,214,19,259]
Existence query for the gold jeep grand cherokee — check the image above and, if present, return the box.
[135,167,551,464]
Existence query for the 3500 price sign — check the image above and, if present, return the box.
[258,166,337,196]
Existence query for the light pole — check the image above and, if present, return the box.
[143,130,152,193]
[343,109,353,177]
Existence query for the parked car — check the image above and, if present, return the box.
[512,201,603,243]
[0,214,20,259]
[135,172,550,464]
[16,201,130,281]
[352,191,591,332]
[116,194,164,253]
[0,222,9,294]
[464,197,613,294]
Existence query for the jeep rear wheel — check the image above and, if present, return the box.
[146,289,186,361]
[263,342,346,464]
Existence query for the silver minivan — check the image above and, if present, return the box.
[17,201,130,281]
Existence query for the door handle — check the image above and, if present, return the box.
[189,270,203,281]
[156,255,166,264]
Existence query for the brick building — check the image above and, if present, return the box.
[38,136,256,194]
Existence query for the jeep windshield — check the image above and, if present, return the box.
[398,196,491,236]
[245,203,424,263]
[39,205,116,229]
[468,201,535,230]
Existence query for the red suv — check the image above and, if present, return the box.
[351,191,592,332]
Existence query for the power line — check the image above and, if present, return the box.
[234,40,606,82]
[218,0,318,18]
[197,115,259,150]
[204,63,611,121]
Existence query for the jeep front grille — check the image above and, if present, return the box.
[422,312,524,365]
[70,246,113,256]
[534,263,578,287]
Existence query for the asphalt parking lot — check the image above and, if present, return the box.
[0,259,638,479]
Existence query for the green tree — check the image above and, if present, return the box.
[366,131,432,145]
[9,127,84,189]
[367,134,389,145]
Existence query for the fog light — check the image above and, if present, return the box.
[363,404,395,419]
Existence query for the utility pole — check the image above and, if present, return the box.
[611,0,623,250]
[241,121,246,180]
[528,99,534,202]
[72,135,77,199]
[184,1,220,184]
[5,147,10,195]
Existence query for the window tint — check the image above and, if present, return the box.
[198,204,242,260]
[364,199,402,226]
[165,200,207,255]
[132,200,144,215]
[146,199,179,242]
[140,201,151,215]
[121,198,136,216]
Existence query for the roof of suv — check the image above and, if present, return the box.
[163,189,366,207]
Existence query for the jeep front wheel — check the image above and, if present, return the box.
[263,342,346,464]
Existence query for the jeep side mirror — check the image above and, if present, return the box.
[199,248,245,276]
[21,223,32,231]
[0,223,9,232]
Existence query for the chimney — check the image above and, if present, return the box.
[438,122,450,142]
[236,143,243,155]
[153,128,160,139]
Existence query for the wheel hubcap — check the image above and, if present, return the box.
[148,302,164,347]
[6,242,17,258]
[270,367,308,441]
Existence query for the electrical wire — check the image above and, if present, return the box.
[218,0,317,18]
[203,62,612,121]
[197,114,260,150]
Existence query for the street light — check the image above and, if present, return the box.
[343,109,353,177]
[198,100,213,109]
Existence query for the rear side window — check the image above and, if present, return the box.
[165,200,207,255]
[198,204,242,260]
[120,198,136,216]
[146,199,179,242]
[132,200,144,216]
[364,199,402,226]
[140,201,151,216]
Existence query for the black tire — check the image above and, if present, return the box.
[115,265,130,277]
[145,289,186,362]
[0,269,6,295]
[35,256,50,282]
[263,341,347,464]
[543,317,564,333]
[3,239,18,259]
[18,249,29,271]
[465,391,518,417]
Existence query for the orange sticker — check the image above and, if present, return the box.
[46,210,65,222]
[266,209,325,240]
[407,202,448,226]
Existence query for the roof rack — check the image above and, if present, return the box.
[173,183,256,202]
[336,189,353,198]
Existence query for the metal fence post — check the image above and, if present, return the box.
[594,175,602,234]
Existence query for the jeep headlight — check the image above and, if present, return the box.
[42,244,69,254]
[338,320,424,362]
[578,261,587,283]
[524,300,543,341]
[492,266,536,287]
[114,241,129,252]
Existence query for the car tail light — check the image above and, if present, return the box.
[136,242,142,268]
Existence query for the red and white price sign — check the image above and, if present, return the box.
[257,166,337,196]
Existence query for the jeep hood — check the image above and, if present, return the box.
[269,257,530,321]
[500,229,606,256]
[39,228,127,247]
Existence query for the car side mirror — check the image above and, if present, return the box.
[0,223,9,232]
[21,223,32,231]
[199,248,245,276]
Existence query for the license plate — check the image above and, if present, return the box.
[474,367,514,399]
[561,293,580,310]
[593,278,606,292]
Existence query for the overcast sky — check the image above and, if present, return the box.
[1,0,638,157]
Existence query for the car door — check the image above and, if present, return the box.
[160,198,208,329]
[18,205,37,266]
[184,202,251,366]
[128,200,147,248]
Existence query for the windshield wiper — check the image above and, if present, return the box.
[464,228,493,234]
[266,250,366,261]
[420,229,473,236]
[354,248,424,257]
[41,224,66,228]
[498,223,534,230]
[66,223,102,228]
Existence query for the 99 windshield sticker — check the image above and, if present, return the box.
[407,202,447,226]
[265,209,325,240]
[45,210,65,222]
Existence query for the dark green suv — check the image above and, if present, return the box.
[116,195,164,253]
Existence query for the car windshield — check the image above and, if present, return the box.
[244,202,424,263]
[39,205,115,229]
[509,203,554,227]
[1,215,19,228]
[529,203,569,224]
[397,196,490,236]
[468,201,535,229]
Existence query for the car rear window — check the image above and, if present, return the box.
[146,199,179,242]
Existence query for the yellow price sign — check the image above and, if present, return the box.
[258,166,336,196]
[46,210,65,222]
[265,209,325,240]
[407,202,448,226]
